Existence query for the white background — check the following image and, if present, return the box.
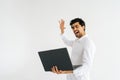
[0,0,120,80]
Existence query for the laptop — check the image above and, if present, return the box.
[38,48,73,71]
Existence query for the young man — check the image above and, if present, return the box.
[51,18,96,80]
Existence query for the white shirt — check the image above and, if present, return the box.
[61,34,96,80]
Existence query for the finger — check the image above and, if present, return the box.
[61,19,65,23]
[61,19,64,22]
[55,66,60,74]
[59,19,64,23]
[51,66,54,72]
[51,66,56,73]
[55,66,58,73]
[59,70,63,73]
[59,20,61,24]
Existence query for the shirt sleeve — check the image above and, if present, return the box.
[73,41,96,77]
[61,34,74,47]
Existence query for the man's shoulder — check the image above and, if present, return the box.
[84,36,95,47]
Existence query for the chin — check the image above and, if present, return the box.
[75,36,79,38]
[75,35,81,38]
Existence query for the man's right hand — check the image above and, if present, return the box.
[59,19,65,34]
[51,66,73,74]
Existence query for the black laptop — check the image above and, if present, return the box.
[38,48,73,71]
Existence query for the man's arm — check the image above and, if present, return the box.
[59,19,74,47]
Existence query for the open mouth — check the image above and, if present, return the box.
[74,31,79,35]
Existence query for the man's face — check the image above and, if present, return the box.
[71,22,85,38]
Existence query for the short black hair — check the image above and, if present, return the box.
[70,18,85,26]
[70,18,86,31]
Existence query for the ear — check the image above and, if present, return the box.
[82,26,85,31]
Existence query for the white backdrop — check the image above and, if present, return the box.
[0,0,120,80]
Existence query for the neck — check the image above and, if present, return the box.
[78,32,86,38]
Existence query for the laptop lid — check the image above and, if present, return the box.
[38,48,73,71]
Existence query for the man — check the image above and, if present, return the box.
[51,18,96,80]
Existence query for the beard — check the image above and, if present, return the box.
[74,32,82,38]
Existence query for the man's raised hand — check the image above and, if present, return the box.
[59,19,65,34]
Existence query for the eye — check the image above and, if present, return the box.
[71,26,74,29]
